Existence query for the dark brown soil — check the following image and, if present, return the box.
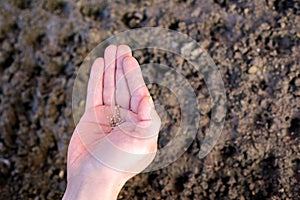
[0,0,299,199]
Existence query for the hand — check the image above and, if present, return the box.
[63,45,161,200]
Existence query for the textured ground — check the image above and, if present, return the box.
[0,0,299,199]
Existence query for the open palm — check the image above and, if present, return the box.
[67,45,161,181]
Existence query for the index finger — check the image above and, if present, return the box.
[85,57,104,110]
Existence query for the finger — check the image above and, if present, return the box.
[123,56,149,113]
[116,45,132,109]
[103,45,117,105]
[137,96,161,138]
[138,96,154,121]
[117,96,161,139]
[85,57,104,110]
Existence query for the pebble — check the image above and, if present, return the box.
[59,170,64,179]
[248,66,258,74]
[244,8,250,14]
[79,100,85,107]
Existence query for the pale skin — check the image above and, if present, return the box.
[63,45,161,200]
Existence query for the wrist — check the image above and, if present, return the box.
[62,174,126,200]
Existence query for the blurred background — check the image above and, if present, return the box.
[0,0,299,199]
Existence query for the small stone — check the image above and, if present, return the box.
[248,66,258,74]
[244,8,250,14]
[59,170,64,179]
[260,23,270,30]
[279,188,284,193]
[79,100,85,107]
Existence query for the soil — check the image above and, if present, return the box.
[0,0,299,199]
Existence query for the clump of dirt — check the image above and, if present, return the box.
[0,0,299,199]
